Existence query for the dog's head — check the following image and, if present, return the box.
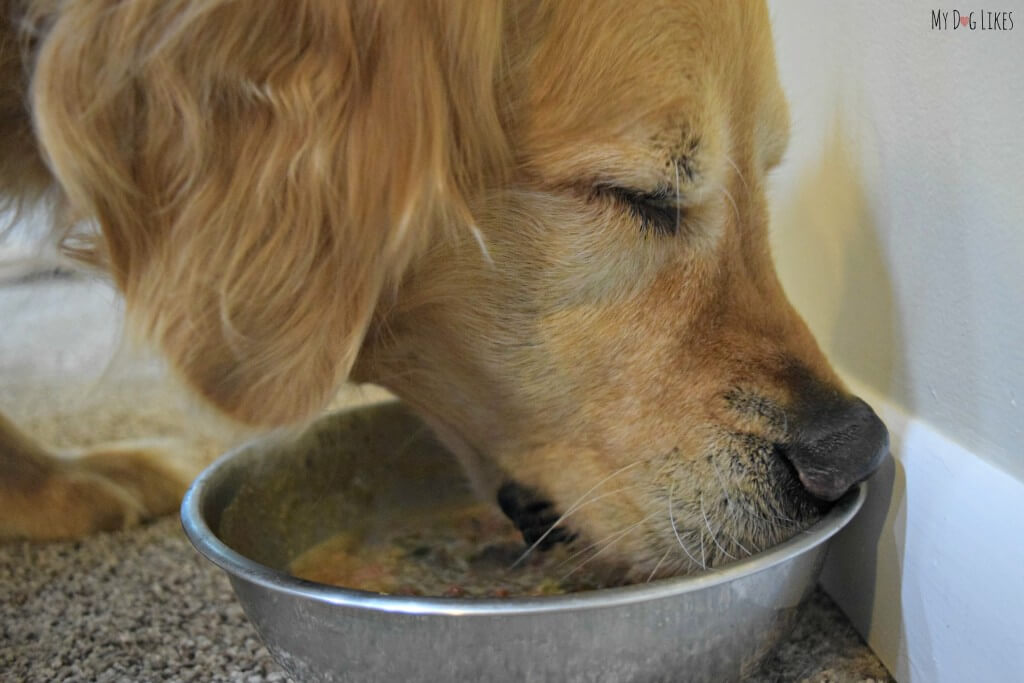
[33,0,887,577]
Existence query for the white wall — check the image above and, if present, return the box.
[767,0,1023,481]
[765,2,1024,680]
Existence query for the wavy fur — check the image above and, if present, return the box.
[15,0,506,424]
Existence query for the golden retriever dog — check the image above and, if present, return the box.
[0,0,887,579]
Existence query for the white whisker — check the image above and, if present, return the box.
[646,548,673,583]
[707,458,760,555]
[700,493,736,561]
[708,458,757,557]
[726,529,753,558]
[707,455,804,533]
[556,514,655,570]
[699,529,706,570]
[468,224,494,266]
[510,484,641,568]
[724,154,750,196]
[558,513,656,582]
[510,458,650,568]
[668,481,702,570]
[718,184,740,224]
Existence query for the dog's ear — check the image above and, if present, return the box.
[29,0,507,425]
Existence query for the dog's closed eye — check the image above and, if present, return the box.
[595,184,685,237]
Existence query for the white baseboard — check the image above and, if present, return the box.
[820,380,1024,682]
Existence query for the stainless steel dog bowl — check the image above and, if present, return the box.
[181,401,865,683]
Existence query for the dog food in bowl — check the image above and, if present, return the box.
[289,502,614,597]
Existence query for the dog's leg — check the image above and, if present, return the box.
[0,412,203,541]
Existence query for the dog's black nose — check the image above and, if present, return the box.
[779,396,889,502]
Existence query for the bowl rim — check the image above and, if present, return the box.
[181,430,866,617]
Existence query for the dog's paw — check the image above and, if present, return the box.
[0,415,198,541]
[496,481,577,550]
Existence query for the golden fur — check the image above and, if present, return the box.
[0,0,885,579]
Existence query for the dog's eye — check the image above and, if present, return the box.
[598,186,683,236]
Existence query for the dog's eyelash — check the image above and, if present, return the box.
[597,185,684,237]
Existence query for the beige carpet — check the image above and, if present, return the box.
[0,273,892,682]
